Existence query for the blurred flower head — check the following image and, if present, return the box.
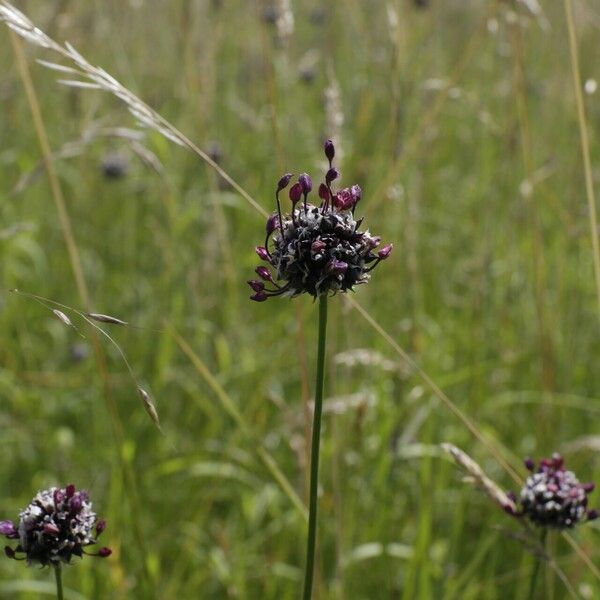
[508,454,597,529]
[1,485,111,566]
[248,140,392,301]
[100,153,128,179]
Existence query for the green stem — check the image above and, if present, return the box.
[302,295,328,600]
[527,530,548,600]
[54,564,64,600]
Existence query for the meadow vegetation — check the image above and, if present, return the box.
[1,1,600,598]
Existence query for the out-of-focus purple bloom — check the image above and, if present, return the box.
[1,485,110,566]
[506,454,597,529]
[0,521,18,539]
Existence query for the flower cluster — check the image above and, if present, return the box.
[508,454,597,529]
[248,140,392,301]
[0,485,111,566]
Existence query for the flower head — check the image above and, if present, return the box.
[1,485,111,566]
[100,153,128,179]
[249,140,392,301]
[508,454,597,529]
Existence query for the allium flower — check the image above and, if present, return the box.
[100,153,128,179]
[248,140,392,301]
[1,485,111,566]
[508,454,598,529]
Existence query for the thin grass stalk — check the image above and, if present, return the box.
[508,3,555,392]
[563,0,600,321]
[302,295,328,600]
[350,296,600,587]
[54,564,63,600]
[171,327,308,521]
[347,296,522,483]
[9,32,152,590]
[366,3,496,216]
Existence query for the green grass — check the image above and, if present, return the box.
[1,1,600,598]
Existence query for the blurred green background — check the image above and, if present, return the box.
[1,0,600,598]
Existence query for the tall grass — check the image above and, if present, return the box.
[0,1,599,598]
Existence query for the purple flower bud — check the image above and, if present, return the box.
[98,547,112,558]
[289,182,303,205]
[266,213,280,235]
[588,509,599,521]
[318,183,330,201]
[351,184,362,205]
[378,244,393,259]
[366,235,381,250]
[583,483,595,493]
[250,291,268,302]
[311,240,327,254]
[326,259,348,275]
[96,520,107,536]
[53,489,65,506]
[298,173,313,195]
[524,457,535,471]
[552,453,564,470]
[324,139,335,162]
[70,495,83,513]
[325,168,339,185]
[247,280,265,293]
[277,172,293,192]
[65,484,76,499]
[255,266,274,282]
[0,521,17,538]
[255,246,270,261]
[333,188,354,210]
[43,522,60,535]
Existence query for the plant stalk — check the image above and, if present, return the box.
[54,564,64,600]
[302,295,328,600]
[528,530,548,600]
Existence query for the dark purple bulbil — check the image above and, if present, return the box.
[507,454,597,529]
[1,485,111,566]
[248,140,393,301]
